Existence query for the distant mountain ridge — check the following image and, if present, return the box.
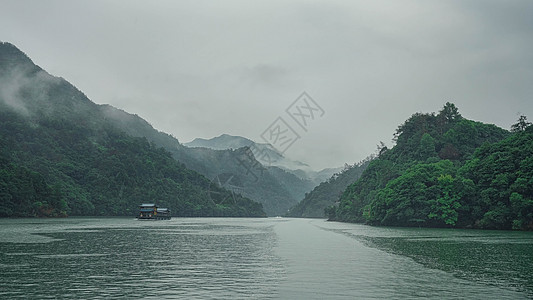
[100,107,317,216]
[186,134,258,150]
[286,159,371,218]
[185,134,340,184]
[185,134,310,169]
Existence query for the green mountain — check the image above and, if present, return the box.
[0,41,265,217]
[101,105,316,216]
[175,145,315,216]
[330,103,533,230]
[185,134,338,185]
[286,160,371,218]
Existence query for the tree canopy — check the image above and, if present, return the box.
[330,104,532,230]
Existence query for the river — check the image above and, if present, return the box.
[0,217,531,299]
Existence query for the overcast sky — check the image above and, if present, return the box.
[1,0,532,170]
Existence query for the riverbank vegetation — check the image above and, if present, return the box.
[329,103,533,230]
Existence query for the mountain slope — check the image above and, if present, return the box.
[457,124,533,229]
[177,145,315,215]
[0,42,306,217]
[186,134,312,171]
[286,159,371,218]
[185,134,257,150]
[101,112,317,216]
[0,41,265,217]
[185,134,339,183]
[330,103,533,230]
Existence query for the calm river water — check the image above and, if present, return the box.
[0,217,531,299]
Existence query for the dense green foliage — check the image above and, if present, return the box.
[286,160,371,218]
[330,104,533,230]
[100,96,316,216]
[459,125,533,229]
[172,145,314,216]
[0,160,68,217]
[0,42,265,217]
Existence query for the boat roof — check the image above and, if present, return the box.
[140,203,156,207]
[158,208,170,211]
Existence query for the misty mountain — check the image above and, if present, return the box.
[0,41,265,217]
[0,45,315,217]
[102,105,342,216]
[185,134,310,171]
[98,104,316,216]
[185,134,257,151]
[185,134,340,184]
[286,159,371,218]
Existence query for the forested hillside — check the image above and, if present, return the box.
[329,103,533,230]
[185,134,337,184]
[101,105,316,216]
[174,145,315,215]
[286,159,371,218]
[0,42,265,217]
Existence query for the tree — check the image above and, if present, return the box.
[377,141,388,157]
[437,102,463,129]
[428,174,461,226]
[418,133,437,160]
[511,115,531,133]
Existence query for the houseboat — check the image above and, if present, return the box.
[137,204,171,220]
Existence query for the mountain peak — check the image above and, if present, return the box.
[0,42,36,70]
[184,133,339,182]
[185,134,255,150]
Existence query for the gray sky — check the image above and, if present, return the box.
[1,0,532,170]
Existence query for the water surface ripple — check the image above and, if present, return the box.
[0,218,531,299]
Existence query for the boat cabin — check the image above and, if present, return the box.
[137,204,171,220]
[156,208,171,219]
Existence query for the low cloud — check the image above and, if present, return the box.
[0,62,62,117]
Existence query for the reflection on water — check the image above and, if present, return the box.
[0,217,531,299]
[321,223,533,295]
[0,218,283,299]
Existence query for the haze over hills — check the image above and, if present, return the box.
[185,134,341,184]
[286,158,372,218]
[99,106,317,216]
[1,41,531,230]
[0,42,267,217]
[0,42,317,217]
